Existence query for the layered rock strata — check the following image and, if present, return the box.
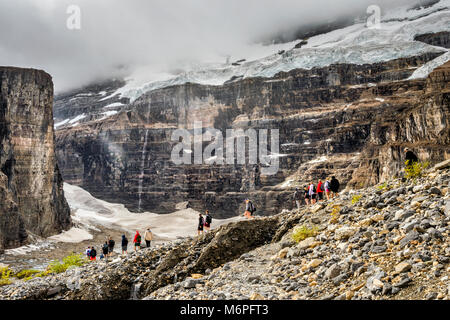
[0,67,71,250]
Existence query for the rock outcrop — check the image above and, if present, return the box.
[0,67,71,250]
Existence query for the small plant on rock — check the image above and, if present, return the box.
[14,269,41,280]
[292,224,318,243]
[330,205,341,224]
[351,194,362,205]
[405,161,429,180]
[376,182,388,191]
[0,267,12,286]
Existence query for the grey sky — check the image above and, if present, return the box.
[0,0,419,92]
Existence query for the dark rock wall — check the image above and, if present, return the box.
[0,67,71,250]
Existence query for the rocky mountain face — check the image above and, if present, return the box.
[0,67,71,251]
[0,162,448,300]
[54,49,450,218]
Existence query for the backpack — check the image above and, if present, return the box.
[250,202,256,213]
[109,239,115,247]
[313,185,317,193]
[320,183,324,192]
[136,235,141,243]
[206,215,212,224]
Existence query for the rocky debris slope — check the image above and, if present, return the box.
[0,67,71,251]
[0,161,448,300]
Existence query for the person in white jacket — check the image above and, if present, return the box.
[144,228,153,248]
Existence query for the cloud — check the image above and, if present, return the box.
[0,0,420,92]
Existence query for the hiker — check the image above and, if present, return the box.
[133,231,141,251]
[404,148,418,167]
[293,188,302,210]
[121,234,128,255]
[89,246,97,261]
[102,241,109,260]
[324,178,331,200]
[330,176,340,198]
[198,213,204,235]
[144,227,153,247]
[303,185,310,205]
[108,236,115,256]
[85,246,91,260]
[308,182,317,205]
[204,210,212,232]
[244,199,256,219]
[317,179,324,202]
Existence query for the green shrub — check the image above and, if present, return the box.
[47,253,86,275]
[330,205,341,224]
[292,225,318,243]
[0,267,12,286]
[14,269,40,279]
[351,194,362,205]
[405,161,429,180]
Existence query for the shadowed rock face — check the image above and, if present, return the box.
[55,52,449,218]
[0,67,71,250]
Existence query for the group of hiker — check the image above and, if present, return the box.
[84,227,154,261]
[293,176,340,209]
[197,210,213,235]
[197,198,257,235]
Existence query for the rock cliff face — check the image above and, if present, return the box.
[0,67,71,250]
[55,51,449,218]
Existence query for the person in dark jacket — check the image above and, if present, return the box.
[108,236,115,256]
[303,185,310,205]
[89,246,97,261]
[330,176,340,198]
[121,234,128,255]
[404,148,418,166]
[102,241,109,260]
[198,213,204,235]
[204,211,212,232]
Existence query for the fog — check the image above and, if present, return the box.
[0,0,422,92]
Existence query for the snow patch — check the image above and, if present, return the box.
[408,50,450,79]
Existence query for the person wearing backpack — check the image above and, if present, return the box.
[85,246,91,260]
[308,182,316,205]
[102,241,109,260]
[324,178,331,200]
[330,176,340,198]
[317,179,324,202]
[133,231,141,251]
[89,246,97,261]
[144,227,153,247]
[121,234,128,255]
[108,236,115,256]
[244,199,256,219]
[204,210,212,232]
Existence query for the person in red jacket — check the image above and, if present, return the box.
[133,231,141,252]
[317,179,324,202]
